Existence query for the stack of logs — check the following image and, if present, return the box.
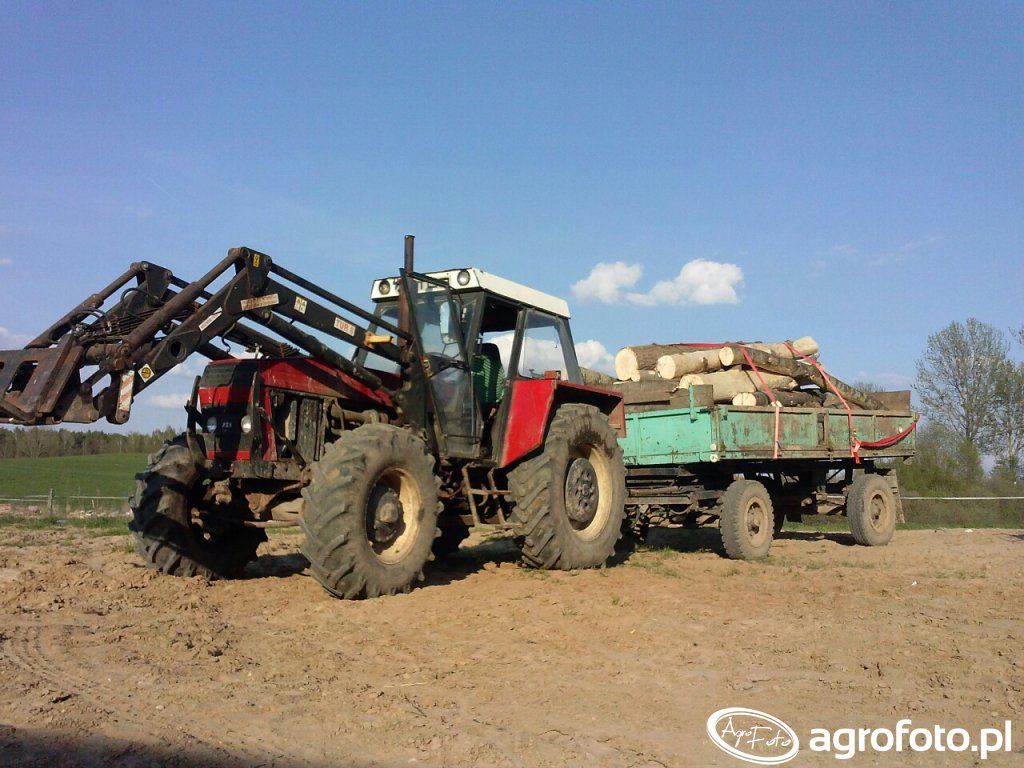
[601,336,891,411]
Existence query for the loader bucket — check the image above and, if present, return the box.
[0,338,84,424]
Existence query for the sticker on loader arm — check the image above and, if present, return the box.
[240,294,279,311]
[137,364,156,383]
[334,317,356,336]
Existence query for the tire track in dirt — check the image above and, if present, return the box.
[2,622,312,767]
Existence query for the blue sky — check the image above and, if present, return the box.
[1,1,1021,432]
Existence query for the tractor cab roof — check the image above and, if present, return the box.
[370,268,570,319]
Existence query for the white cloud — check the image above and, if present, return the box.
[146,393,190,409]
[168,361,202,377]
[645,259,743,305]
[573,259,743,306]
[0,257,12,266]
[485,334,615,377]
[0,326,30,347]
[571,261,643,304]
[575,339,614,374]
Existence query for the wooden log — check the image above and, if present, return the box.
[718,336,819,368]
[679,370,797,402]
[626,369,662,383]
[718,345,886,410]
[614,344,682,380]
[732,390,824,407]
[580,368,617,387]
[655,349,722,379]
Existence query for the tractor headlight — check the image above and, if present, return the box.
[240,415,253,434]
[456,269,472,286]
[205,415,218,433]
[377,279,391,295]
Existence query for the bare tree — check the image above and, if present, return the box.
[991,324,1024,481]
[915,318,1008,447]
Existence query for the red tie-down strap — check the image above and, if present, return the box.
[783,342,919,462]
[673,342,783,458]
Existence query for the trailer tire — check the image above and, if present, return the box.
[509,404,625,570]
[130,436,264,578]
[301,424,439,599]
[846,474,896,546]
[719,479,774,560]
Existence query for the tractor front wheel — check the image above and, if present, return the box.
[130,436,265,578]
[301,424,440,599]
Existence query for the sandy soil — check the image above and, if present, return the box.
[0,523,1022,768]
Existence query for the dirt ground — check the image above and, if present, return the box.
[0,522,1022,768]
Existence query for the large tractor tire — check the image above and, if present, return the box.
[130,436,265,578]
[719,479,774,560]
[301,424,440,599]
[508,404,625,570]
[846,473,897,546]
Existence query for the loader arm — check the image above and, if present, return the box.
[0,247,411,426]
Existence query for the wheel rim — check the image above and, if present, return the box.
[565,458,599,526]
[365,467,423,564]
[866,490,893,533]
[743,498,771,548]
[564,443,613,541]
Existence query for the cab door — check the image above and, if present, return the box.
[402,273,480,457]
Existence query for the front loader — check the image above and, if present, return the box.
[0,237,625,598]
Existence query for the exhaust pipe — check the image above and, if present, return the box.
[398,234,414,343]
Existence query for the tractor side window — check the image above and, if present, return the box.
[516,311,580,381]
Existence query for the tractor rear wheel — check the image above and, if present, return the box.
[301,424,440,599]
[130,436,265,578]
[509,404,625,569]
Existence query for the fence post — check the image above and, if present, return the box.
[47,488,54,515]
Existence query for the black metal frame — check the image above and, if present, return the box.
[0,247,411,426]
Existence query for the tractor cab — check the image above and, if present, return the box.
[358,267,617,465]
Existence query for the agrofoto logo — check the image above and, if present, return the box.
[706,708,800,765]
[707,707,1014,763]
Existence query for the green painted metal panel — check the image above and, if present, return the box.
[621,405,916,466]
[620,406,717,465]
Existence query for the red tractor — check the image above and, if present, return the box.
[0,237,625,598]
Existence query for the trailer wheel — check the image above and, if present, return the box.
[846,474,896,546]
[130,436,265,578]
[509,404,625,569]
[301,424,439,599]
[719,479,774,560]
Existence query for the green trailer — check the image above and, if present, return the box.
[617,384,917,559]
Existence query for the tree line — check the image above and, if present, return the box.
[900,319,1024,495]
[0,426,178,459]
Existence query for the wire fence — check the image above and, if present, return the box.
[0,491,129,516]
[900,495,1023,527]
[0,492,1020,526]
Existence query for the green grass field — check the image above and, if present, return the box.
[0,453,1020,529]
[0,453,148,508]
